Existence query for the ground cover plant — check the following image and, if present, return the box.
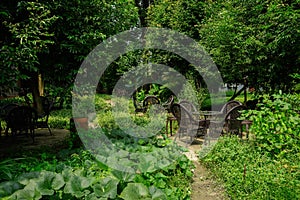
[0,94,195,199]
[201,93,300,199]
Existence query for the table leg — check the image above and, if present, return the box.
[170,120,173,136]
[166,119,169,136]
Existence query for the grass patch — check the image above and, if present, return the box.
[200,136,300,199]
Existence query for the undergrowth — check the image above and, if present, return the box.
[201,93,300,199]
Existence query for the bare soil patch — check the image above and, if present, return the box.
[0,129,70,159]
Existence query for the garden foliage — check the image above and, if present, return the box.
[0,94,194,199]
[201,93,300,199]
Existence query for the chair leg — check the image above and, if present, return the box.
[30,129,35,143]
[47,125,52,135]
[5,127,9,137]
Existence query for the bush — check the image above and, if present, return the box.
[48,109,72,129]
[241,93,300,158]
[201,136,300,199]
[201,93,300,199]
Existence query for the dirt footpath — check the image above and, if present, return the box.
[182,139,228,200]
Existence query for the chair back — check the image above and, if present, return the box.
[162,95,174,113]
[143,95,160,107]
[41,96,53,114]
[220,100,242,114]
[171,103,208,140]
[35,96,53,120]
[224,105,245,134]
[0,103,19,119]
[6,106,37,134]
[171,103,200,127]
[178,100,198,113]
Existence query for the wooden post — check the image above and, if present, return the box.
[243,76,248,105]
[38,73,44,96]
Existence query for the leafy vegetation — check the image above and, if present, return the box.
[1,0,299,199]
[0,94,194,199]
[0,146,194,199]
[201,136,300,199]
[201,93,300,199]
[148,0,300,93]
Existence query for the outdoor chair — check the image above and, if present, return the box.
[133,95,147,113]
[5,106,37,141]
[133,95,161,113]
[163,95,176,136]
[171,103,208,144]
[0,103,19,135]
[178,100,198,114]
[35,96,53,135]
[220,100,243,114]
[224,104,245,136]
[209,104,245,138]
[142,95,160,109]
[162,95,174,113]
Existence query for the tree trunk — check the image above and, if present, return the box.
[229,86,245,101]
[31,72,44,114]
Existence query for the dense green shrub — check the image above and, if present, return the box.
[241,93,300,158]
[48,109,72,129]
[202,93,300,199]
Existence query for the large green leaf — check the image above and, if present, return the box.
[138,154,157,173]
[35,171,65,195]
[17,172,40,185]
[0,181,23,198]
[10,180,42,200]
[111,170,136,182]
[63,174,92,198]
[120,183,150,200]
[149,186,167,200]
[92,177,119,198]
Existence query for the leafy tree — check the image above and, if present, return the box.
[1,1,57,111]
[0,0,139,109]
[147,0,205,40]
[43,0,138,105]
[145,0,207,92]
[199,0,300,93]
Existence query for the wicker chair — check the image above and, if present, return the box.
[220,100,243,114]
[35,96,53,135]
[209,105,245,138]
[162,95,174,113]
[143,95,160,108]
[0,103,19,135]
[224,105,245,136]
[133,95,160,113]
[178,100,198,113]
[6,106,37,141]
[171,103,208,144]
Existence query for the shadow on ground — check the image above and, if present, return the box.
[0,129,70,159]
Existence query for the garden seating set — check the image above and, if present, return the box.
[170,100,247,143]
[133,94,248,143]
[0,96,53,142]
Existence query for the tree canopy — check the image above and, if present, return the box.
[199,0,300,92]
[0,0,299,102]
[147,0,299,93]
[0,0,138,106]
